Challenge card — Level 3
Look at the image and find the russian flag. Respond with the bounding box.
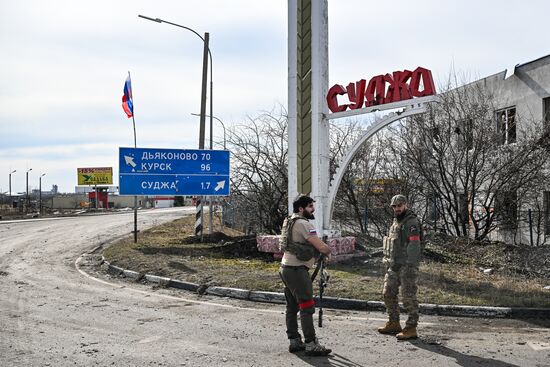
[122,74,133,118]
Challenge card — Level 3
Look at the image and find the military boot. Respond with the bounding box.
[305,338,332,356]
[377,321,402,335]
[288,337,305,353]
[396,325,417,340]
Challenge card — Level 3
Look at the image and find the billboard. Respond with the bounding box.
[77,167,113,185]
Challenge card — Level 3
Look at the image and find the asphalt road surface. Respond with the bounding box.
[1,208,549,367]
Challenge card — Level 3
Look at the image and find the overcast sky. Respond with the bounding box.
[1,0,548,194]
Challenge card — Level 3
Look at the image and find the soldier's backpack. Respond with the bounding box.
[279,215,317,261]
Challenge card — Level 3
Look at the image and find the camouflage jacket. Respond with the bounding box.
[383,209,423,267]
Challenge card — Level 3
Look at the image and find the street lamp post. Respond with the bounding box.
[191,113,226,150]
[138,14,213,150]
[39,173,46,215]
[9,169,16,202]
[26,168,32,213]
[139,14,214,237]
[191,113,225,235]
[192,113,227,232]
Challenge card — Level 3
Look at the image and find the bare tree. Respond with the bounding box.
[329,120,368,232]
[225,106,288,234]
[395,79,549,241]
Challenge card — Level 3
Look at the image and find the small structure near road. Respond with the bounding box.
[256,234,361,262]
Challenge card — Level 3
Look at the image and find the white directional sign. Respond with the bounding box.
[119,147,230,196]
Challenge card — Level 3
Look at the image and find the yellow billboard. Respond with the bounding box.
[77,167,113,185]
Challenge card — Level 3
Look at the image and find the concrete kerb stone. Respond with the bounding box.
[105,261,141,280]
[169,279,199,292]
[145,274,171,286]
[206,286,251,300]
[123,269,142,280]
[510,307,550,319]
[105,262,124,275]
[101,261,550,319]
[317,296,370,311]
[367,301,387,312]
[249,291,285,304]
[421,304,512,318]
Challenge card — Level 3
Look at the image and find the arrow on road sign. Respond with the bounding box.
[214,180,226,192]
[124,155,136,168]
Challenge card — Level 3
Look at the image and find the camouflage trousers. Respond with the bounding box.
[382,264,419,327]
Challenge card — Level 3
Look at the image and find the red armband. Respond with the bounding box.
[298,299,315,309]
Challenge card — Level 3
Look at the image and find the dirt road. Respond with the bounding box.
[1,208,549,366]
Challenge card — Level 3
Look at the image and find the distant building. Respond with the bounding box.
[153,197,175,208]
[428,55,550,245]
[75,185,119,194]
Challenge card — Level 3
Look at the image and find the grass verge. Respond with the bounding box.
[103,214,550,308]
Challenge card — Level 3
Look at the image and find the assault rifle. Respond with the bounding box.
[311,238,330,327]
[318,257,329,327]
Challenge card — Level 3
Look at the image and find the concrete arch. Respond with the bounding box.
[323,106,427,231]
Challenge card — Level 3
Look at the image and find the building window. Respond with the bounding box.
[427,193,440,224]
[455,118,474,150]
[495,190,518,229]
[544,97,550,128]
[544,191,550,236]
[496,107,516,144]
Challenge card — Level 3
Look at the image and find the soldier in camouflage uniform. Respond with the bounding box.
[378,194,422,340]
[279,195,332,356]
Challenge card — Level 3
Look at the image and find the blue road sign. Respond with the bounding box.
[119,147,230,196]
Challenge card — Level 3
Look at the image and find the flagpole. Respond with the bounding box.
[132,115,137,148]
[133,112,138,244]
[128,71,138,244]
[128,71,137,148]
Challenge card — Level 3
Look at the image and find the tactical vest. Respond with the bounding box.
[383,211,423,267]
[280,216,317,261]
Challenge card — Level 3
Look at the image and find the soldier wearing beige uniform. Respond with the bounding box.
[378,194,423,340]
[279,194,332,356]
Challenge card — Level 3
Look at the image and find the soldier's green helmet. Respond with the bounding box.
[390,194,407,206]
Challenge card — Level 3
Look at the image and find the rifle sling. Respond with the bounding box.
[310,254,324,281]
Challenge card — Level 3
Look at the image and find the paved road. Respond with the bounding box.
[1,208,549,367]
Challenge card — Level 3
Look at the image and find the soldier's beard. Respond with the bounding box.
[303,211,315,220]
[395,210,406,220]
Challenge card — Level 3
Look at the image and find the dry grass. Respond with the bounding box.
[103,213,550,308]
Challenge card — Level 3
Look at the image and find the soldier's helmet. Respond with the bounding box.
[390,194,407,206]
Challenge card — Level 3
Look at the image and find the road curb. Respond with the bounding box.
[103,261,550,319]
[169,279,199,292]
[206,286,251,300]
